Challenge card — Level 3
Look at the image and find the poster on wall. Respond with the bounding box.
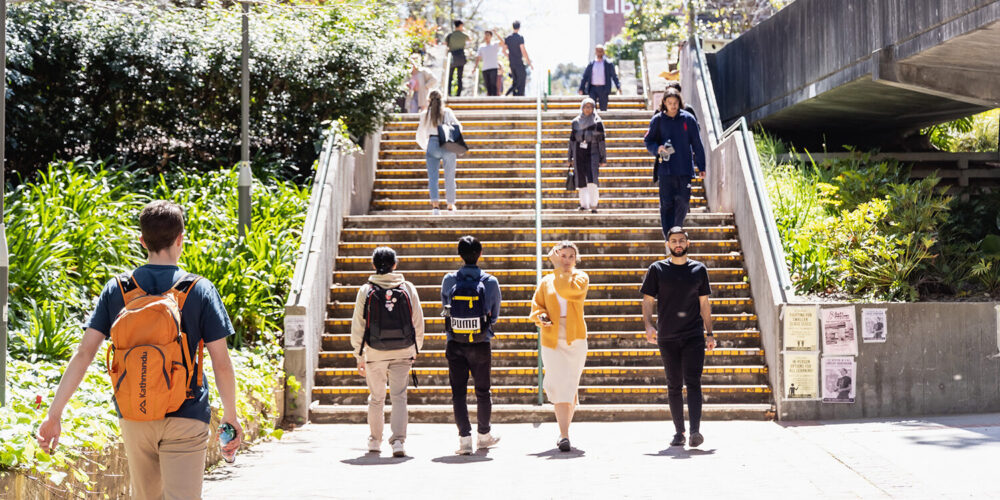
[821,306,858,356]
[783,305,819,351]
[822,356,856,403]
[783,352,820,400]
[861,308,888,343]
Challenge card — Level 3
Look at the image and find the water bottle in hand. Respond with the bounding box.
[219,422,238,464]
[659,140,675,162]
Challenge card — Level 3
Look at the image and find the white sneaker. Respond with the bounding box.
[477,432,501,449]
[367,436,380,453]
[391,440,406,457]
[432,207,441,215]
[456,435,473,455]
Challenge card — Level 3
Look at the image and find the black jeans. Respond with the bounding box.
[483,68,498,96]
[658,335,706,434]
[446,341,493,437]
[510,63,527,96]
[658,174,692,238]
[448,55,466,97]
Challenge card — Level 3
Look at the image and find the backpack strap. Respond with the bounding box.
[168,273,201,311]
[115,272,146,304]
[359,284,380,357]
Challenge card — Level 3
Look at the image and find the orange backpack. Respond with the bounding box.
[106,272,203,421]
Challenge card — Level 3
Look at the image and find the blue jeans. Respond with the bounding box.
[658,175,691,238]
[426,138,457,205]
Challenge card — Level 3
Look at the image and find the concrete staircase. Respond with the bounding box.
[311,95,773,423]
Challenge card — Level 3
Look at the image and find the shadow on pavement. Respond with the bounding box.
[431,449,494,464]
[529,448,586,460]
[645,447,717,459]
[341,452,415,466]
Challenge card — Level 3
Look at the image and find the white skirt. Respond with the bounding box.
[541,323,588,404]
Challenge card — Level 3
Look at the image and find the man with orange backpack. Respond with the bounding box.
[37,200,243,500]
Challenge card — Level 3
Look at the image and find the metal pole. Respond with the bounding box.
[238,1,252,236]
[535,79,544,405]
[687,0,696,38]
[1,0,9,407]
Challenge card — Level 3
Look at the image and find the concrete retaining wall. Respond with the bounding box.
[778,303,1000,420]
[283,131,378,424]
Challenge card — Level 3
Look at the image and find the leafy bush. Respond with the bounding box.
[5,0,410,179]
[4,159,309,359]
[922,109,999,152]
[759,133,954,300]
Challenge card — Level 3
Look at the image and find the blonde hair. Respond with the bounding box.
[551,240,581,263]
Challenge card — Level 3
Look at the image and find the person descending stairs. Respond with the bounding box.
[311,95,772,423]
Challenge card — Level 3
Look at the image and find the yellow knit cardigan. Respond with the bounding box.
[528,269,590,348]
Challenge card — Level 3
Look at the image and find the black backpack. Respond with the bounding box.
[361,284,416,354]
[444,273,492,343]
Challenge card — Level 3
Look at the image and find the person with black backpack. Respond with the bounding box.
[350,247,425,458]
[440,236,502,455]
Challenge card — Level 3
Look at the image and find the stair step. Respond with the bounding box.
[318,347,764,368]
[377,156,652,167]
[327,298,754,318]
[379,137,647,150]
[337,239,737,255]
[314,365,769,386]
[376,167,656,178]
[373,176,671,189]
[384,118,652,131]
[371,197,706,211]
[341,226,735,242]
[312,384,772,405]
[308,403,774,423]
[343,211,730,228]
[322,330,762,351]
[332,267,747,286]
[330,282,751,302]
[371,186,694,200]
[333,252,740,271]
[381,128,652,139]
[379,147,650,159]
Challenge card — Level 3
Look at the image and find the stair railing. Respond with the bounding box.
[534,74,545,405]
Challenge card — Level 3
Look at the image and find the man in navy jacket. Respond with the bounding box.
[578,45,621,111]
[644,88,706,239]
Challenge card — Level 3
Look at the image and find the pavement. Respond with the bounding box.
[203,413,1000,499]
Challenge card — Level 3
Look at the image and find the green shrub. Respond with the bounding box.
[5,0,409,179]
[923,109,999,152]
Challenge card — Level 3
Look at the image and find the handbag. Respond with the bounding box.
[565,166,576,191]
[437,123,469,156]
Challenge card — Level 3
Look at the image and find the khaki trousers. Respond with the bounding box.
[365,357,413,444]
[119,417,210,500]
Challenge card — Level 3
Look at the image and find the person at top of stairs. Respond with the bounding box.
[415,89,462,214]
[578,44,621,111]
[350,247,425,457]
[644,88,706,239]
[441,236,502,455]
[445,20,470,97]
[568,97,607,214]
[641,227,716,449]
[529,242,590,453]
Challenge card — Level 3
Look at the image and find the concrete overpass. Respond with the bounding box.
[708,0,1000,148]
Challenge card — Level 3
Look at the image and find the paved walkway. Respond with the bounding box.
[203,413,1000,499]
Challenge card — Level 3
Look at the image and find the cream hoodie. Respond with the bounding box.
[415,107,461,151]
[351,272,425,362]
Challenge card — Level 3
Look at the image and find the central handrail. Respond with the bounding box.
[534,78,545,405]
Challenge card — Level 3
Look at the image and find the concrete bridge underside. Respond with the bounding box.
[709,0,1000,148]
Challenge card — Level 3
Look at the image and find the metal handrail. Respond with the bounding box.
[534,79,545,405]
[289,130,336,303]
[691,36,792,302]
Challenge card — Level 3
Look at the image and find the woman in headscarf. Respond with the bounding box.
[567,97,607,213]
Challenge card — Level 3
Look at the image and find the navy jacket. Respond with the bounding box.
[440,265,502,342]
[643,110,706,177]
[579,59,621,93]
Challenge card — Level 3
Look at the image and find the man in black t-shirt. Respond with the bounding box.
[503,20,532,96]
[640,226,715,448]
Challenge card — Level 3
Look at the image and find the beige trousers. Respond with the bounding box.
[365,357,413,444]
[119,417,210,500]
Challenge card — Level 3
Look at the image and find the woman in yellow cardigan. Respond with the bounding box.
[529,241,589,452]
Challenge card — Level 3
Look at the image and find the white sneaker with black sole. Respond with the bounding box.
[391,440,406,457]
[456,435,473,455]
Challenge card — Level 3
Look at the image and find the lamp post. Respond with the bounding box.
[238,1,252,236]
[2,0,9,407]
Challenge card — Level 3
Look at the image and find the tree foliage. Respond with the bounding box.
[5,0,410,179]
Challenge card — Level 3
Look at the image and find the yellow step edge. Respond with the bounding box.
[344,227,732,235]
[337,240,736,250]
[313,386,771,394]
[317,366,767,376]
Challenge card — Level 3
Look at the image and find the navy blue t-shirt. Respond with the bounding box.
[505,33,525,65]
[640,259,712,341]
[86,264,235,423]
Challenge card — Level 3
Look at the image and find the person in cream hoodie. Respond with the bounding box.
[351,247,425,457]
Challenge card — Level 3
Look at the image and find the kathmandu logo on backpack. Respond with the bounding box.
[106,272,205,422]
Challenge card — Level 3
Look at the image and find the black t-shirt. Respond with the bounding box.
[505,33,525,65]
[640,259,712,341]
